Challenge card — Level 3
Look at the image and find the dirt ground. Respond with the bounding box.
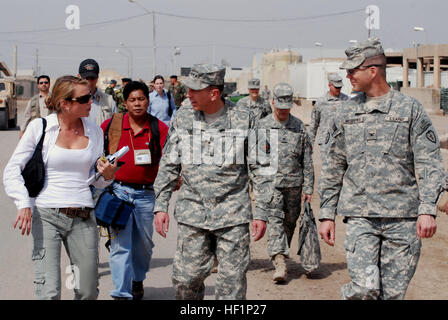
[244,105,448,300]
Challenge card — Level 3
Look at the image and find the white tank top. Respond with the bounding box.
[36,140,96,208]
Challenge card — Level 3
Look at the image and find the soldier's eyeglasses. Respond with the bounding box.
[39,81,49,85]
[67,93,91,104]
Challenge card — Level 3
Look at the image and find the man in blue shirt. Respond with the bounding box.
[148,75,176,126]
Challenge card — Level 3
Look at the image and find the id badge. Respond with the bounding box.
[134,149,152,165]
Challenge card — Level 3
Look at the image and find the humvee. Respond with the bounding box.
[0,77,17,129]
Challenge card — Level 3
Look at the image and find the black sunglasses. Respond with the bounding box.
[67,93,91,104]
[39,81,49,85]
[347,64,385,75]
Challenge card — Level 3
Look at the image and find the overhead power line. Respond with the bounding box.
[0,8,364,35]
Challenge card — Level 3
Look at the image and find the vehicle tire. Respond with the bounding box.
[0,108,8,130]
[8,109,17,129]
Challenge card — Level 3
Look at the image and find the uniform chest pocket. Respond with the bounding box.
[384,117,410,159]
[343,119,365,162]
[279,131,303,159]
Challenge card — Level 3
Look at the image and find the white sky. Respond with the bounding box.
[0,0,446,80]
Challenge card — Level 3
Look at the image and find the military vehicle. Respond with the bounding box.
[0,62,17,130]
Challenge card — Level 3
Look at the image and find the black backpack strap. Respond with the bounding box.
[103,114,114,156]
[148,114,161,166]
[167,91,173,118]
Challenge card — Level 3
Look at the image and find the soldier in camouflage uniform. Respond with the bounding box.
[105,79,117,96]
[153,64,274,300]
[237,78,272,121]
[114,78,132,113]
[261,85,271,101]
[257,83,314,282]
[169,75,188,109]
[318,38,446,300]
[309,73,349,162]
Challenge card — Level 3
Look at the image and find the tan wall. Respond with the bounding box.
[400,87,441,115]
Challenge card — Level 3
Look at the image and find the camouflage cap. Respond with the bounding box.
[273,83,294,109]
[327,73,343,88]
[183,64,226,90]
[248,78,261,89]
[340,38,385,70]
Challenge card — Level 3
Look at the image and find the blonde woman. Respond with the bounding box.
[3,75,117,300]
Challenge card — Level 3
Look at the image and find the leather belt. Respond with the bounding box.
[116,181,154,190]
[55,207,92,219]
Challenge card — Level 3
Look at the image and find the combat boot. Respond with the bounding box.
[272,254,287,283]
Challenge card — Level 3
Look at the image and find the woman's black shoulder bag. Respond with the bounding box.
[21,118,47,198]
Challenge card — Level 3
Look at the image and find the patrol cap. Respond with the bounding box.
[110,79,117,84]
[121,78,132,83]
[273,83,294,109]
[183,64,226,90]
[247,78,261,89]
[79,59,99,79]
[327,73,343,88]
[340,38,385,70]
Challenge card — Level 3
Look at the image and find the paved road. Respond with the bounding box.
[0,100,216,300]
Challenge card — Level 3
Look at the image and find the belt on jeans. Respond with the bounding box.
[55,207,92,219]
[115,181,154,190]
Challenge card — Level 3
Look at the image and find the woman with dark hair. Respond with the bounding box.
[3,75,117,300]
[148,75,177,126]
[100,81,169,300]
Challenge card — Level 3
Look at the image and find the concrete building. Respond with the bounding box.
[383,45,448,115]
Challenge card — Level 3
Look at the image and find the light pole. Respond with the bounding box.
[115,49,130,77]
[120,42,134,78]
[413,26,428,44]
[413,26,427,87]
[128,0,156,79]
[173,47,181,75]
[315,42,326,93]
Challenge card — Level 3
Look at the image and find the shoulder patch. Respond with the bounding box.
[426,130,436,143]
[417,119,432,135]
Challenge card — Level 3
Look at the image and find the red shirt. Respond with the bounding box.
[101,113,169,184]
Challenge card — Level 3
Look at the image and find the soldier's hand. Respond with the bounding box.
[319,219,335,246]
[173,176,183,191]
[302,194,312,203]
[251,219,266,241]
[417,214,437,239]
[155,211,170,238]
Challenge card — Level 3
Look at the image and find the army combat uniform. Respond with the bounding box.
[169,81,188,109]
[154,64,274,300]
[237,95,272,122]
[237,78,272,122]
[258,113,314,258]
[256,83,314,282]
[309,91,349,160]
[318,39,445,300]
[114,88,127,113]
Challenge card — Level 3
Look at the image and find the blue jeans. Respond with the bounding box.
[109,182,155,299]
